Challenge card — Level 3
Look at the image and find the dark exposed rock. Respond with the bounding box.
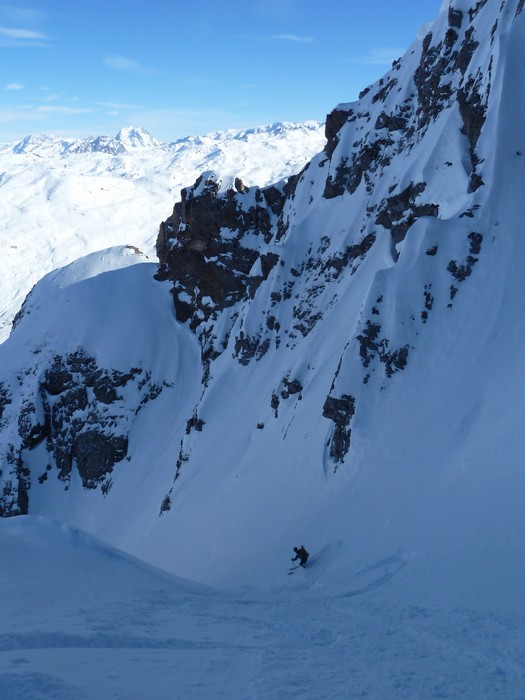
[323,158,351,199]
[447,256,477,281]
[517,0,524,16]
[233,330,271,365]
[448,7,463,28]
[457,76,486,157]
[186,413,205,434]
[0,444,29,516]
[73,430,128,489]
[384,346,409,377]
[43,358,73,395]
[423,285,434,314]
[468,172,485,193]
[324,139,393,199]
[357,320,410,378]
[0,347,169,513]
[414,33,454,126]
[325,108,352,158]
[445,28,459,49]
[16,456,30,515]
[160,494,171,514]
[375,182,439,245]
[426,245,438,256]
[156,173,283,361]
[66,350,98,381]
[281,378,303,399]
[469,0,488,21]
[263,185,285,215]
[468,231,483,255]
[0,382,12,423]
[375,112,408,132]
[372,76,398,104]
[357,321,382,368]
[447,232,483,281]
[234,177,249,193]
[455,28,479,75]
[93,375,119,404]
[18,402,49,449]
[323,394,355,464]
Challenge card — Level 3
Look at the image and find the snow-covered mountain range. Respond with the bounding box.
[0,121,324,342]
[2,0,525,696]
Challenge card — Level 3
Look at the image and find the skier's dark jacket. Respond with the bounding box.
[293,546,309,565]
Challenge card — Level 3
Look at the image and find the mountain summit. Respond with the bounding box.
[1,0,524,606]
[114,126,161,150]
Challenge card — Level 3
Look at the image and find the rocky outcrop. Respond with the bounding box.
[0,348,172,514]
[323,395,355,465]
[374,182,439,245]
[156,173,281,362]
[324,108,352,158]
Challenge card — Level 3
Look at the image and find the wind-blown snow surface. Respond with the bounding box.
[2,0,525,697]
[0,122,324,342]
[2,516,525,699]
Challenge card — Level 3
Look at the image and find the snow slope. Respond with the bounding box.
[0,121,324,342]
[2,516,525,700]
[2,1,525,696]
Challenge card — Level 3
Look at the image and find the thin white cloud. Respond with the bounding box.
[0,6,44,24]
[94,101,141,111]
[42,93,62,102]
[37,105,93,115]
[268,33,313,43]
[245,33,313,44]
[104,54,153,74]
[344,47,404,66]
[0,27,47,39]
[0,26,50,46]
[5,82,24,90]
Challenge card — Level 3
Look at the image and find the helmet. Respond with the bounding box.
[293,547,298,552]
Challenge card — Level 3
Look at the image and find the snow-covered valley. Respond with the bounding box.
[2,0,525,697]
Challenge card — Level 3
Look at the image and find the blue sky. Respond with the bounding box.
[1,1,441,142]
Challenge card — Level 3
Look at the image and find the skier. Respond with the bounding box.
[291,545,309,567]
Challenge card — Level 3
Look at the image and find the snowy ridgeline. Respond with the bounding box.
[1,0,525,697]
[0,121,325,343]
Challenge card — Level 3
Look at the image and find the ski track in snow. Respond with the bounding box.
[1,518,525,700]
[3,3,525,698]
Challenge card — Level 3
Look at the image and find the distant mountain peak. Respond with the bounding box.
[114,126,161,149]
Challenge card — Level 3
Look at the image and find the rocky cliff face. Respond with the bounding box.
[0,0,524,582]
[155,172,285,367]
[0,247,191,517]
[156,0,504,369]
[153,0,514,475]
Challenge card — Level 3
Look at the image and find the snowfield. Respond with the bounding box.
[2,0,525,697]
[2,516,525,700]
